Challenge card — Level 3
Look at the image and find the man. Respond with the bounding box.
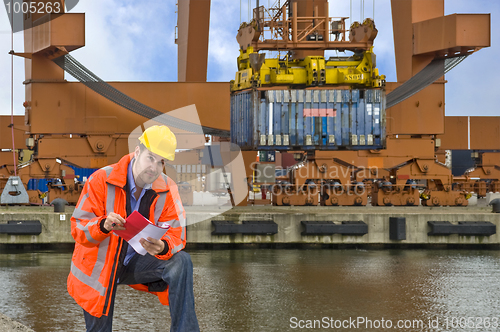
[67,125,200,332]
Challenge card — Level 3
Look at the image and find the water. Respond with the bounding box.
[1,249,500,331]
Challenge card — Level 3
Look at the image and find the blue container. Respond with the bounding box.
[231,88,386,151]
[26,166,98,192]
[67,165,98,182]
[27,179,49,191]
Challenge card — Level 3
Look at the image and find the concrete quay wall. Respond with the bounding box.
[0,206,499,246]
[186,208,500,246]
[0,210,74,245]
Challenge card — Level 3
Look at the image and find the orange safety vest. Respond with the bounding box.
[67,153,186,317]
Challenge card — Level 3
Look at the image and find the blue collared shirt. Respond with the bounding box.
[124,157,152,265]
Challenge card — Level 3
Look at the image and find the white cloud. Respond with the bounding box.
[69,0,176,82]
[207,0,242,81]
[0,25,26,116]
[0,0,179,117]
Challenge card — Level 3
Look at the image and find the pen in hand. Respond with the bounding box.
[106,212,126,231]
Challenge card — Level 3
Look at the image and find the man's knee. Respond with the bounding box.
[174,251,193,266]
[162,251,193,281]
[172,251,193,273]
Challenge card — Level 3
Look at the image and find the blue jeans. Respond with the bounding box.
[83,251,199,332]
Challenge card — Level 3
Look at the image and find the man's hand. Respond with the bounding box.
[104,212,126,232]
[140,237,165,256]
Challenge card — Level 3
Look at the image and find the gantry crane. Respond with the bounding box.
[229,0,490,207]
[0,0,494,209]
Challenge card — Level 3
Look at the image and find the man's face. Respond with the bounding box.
[133,146,165,187]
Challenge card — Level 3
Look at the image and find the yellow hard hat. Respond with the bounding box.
[139,125,177,161]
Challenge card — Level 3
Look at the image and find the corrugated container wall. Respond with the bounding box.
[27,166,98,192]
[231,89,386,151]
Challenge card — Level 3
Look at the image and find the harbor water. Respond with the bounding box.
[1,249,500,331]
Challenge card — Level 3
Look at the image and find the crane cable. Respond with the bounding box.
[361,0,363,21]
[10,3,17,176]
[386,54,469,109]
[350,0,352,28]
[53,54,230,137]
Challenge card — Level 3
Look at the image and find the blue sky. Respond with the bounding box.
[0,0,498,117]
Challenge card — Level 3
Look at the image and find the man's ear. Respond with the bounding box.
[134,146,141,159]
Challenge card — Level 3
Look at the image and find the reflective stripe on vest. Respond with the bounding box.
[71,173,117,299]
[171,199,186,253]
[70,237,110,296]
[171,242,183,255]
[73,193,100,244]
[102,166,113,178]
[154,192,167,224]
[106,184,116,215]
[155,175,185,250]
[176,199,186,242]
[157,198,185,229]
[73,194,96,220]
[175,198,185,225]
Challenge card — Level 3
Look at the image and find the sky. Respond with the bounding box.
[0,0,498,118]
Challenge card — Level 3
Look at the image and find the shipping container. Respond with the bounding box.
[27,165,98,192]
[231,88,386,151]
[27,178,49,191]
[451,150,475,176]
[67,165,99,182]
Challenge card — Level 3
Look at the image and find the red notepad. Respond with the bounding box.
[113,211,170,255]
